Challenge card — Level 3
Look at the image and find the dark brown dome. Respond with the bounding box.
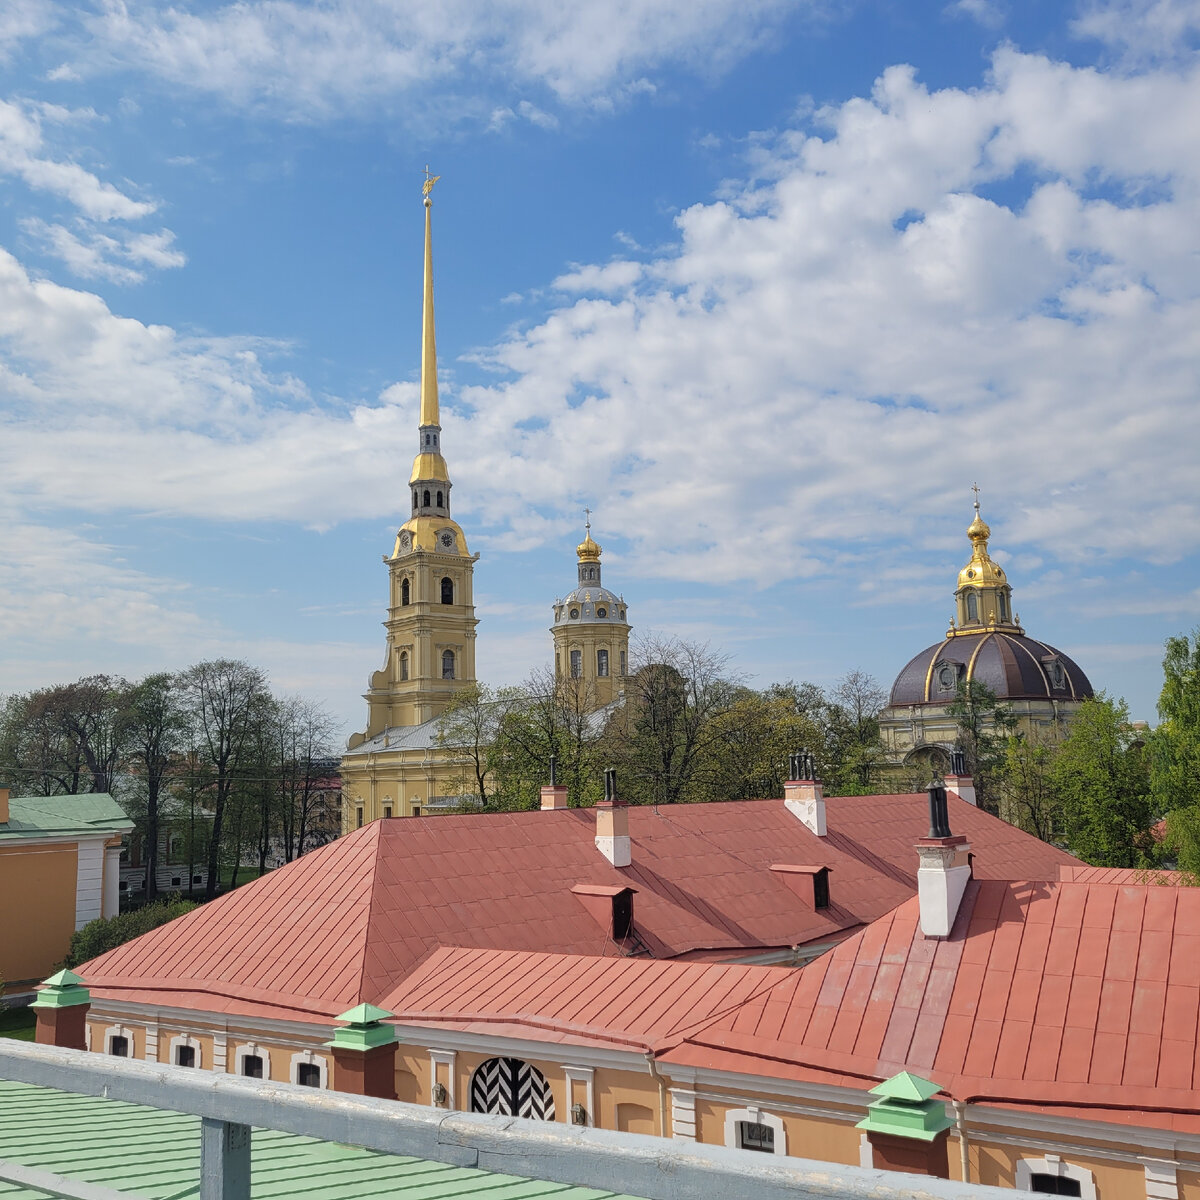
[889,631,1094,706]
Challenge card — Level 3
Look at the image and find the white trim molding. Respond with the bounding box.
[102,1024,134,1058]
[233,1042,272,1080]
[289,1049,328,1089]
[430,1049,457,1110]
[1015,1154,1096,1200]
[1141,1158,1179,1200]
[670,1088,697,1142]
[563,1065,596,1128]
[167,1034,202,1069]
[723,1106,787,1157]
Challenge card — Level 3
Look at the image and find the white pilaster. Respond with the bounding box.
[102,846,122,919]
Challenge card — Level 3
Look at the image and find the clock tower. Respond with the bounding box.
[342,176,480,822]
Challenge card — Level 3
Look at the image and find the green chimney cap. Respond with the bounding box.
[30,969,90,1010]
[42,969,86,988]
[869,1071,943,1104]
[336,1003,394,1027]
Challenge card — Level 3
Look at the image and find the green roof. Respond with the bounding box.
[0,794,133,841]
[0,1080,648,1200]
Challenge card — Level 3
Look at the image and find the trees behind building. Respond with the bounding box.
[0,662,341,901]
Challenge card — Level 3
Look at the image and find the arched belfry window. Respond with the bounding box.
[470,1058,554,1121]
[399,651,409,681]
[425,433,431,446]
[442,650,455,679]
[570,649,582,678]
[423,489,431,507]
[597,649,609,677]
[966,592,978,621]
[401,578,410,606]
[436,490,443,508]
[441,576,454,605]
[999,592,1010,622]
[412,491,418,512]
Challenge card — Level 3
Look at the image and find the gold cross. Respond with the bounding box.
[584,506,592,534]
[971,481,981,509]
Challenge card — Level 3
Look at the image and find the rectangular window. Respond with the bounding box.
[297,1063,321,1088]
[597,649,609,677]
[411,806,422,817]
[356,808,364,829]
[241,1055,264,1079]
[619,651,627,675]
[175,1045,196,1068]
[738,1121,775,1153]
[108,1036,129,1057]
[570,649,582,678]
[1031,1176,1082,1196]
[383,805,392,819]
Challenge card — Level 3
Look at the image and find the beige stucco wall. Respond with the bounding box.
[0,841,79,987]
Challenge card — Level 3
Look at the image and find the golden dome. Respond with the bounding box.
[577,531,602,562]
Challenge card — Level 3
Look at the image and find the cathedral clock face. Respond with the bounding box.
[399,532,412,552]
[439,531,455,550]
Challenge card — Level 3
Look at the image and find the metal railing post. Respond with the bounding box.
[200,1118,251,1200]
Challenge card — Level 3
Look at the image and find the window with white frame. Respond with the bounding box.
[104,1024,134,1058]
[234,1043,271,1080]
[722,1106,786,1156]
[289,1051,328,1089]
[169,1035,201,1069]
[1016,1156,1096,1200]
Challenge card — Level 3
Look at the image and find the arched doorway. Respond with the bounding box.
[469,1057,555,1121]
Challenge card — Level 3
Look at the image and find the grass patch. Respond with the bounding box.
[0,1006,36,1041]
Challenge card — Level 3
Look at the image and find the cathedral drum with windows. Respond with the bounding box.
[551,522,630,709]
[879,498,1093,777]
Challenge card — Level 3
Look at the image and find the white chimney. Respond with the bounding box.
[783,751,826,836]
[916,783,972,937]
[595,768,631,867]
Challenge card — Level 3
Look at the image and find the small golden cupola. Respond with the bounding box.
[951,489,1021,635]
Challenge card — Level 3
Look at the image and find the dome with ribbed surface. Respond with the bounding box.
[889,630,1093,706]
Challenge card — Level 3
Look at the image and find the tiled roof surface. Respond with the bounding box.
[0,1079,647,1199]
[81,795,1075,1021]
[0,793,133,841]
[663,878,1200,1130]
[380,945,793,1049]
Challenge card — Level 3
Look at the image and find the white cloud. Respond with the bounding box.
[0,97,155,220]
[0,0,58,62]
[1073,0,1200,61]
[21,219,186,283]
[0,46,1198,617]
[66,0,801,121]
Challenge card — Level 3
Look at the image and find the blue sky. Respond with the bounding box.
[1,0,1198,736]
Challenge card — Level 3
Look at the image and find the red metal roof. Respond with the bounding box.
[380,945,794,1049]
[81,794,1075,1022]
[662,877,1200,1131]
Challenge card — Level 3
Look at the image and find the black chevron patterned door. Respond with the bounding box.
[469,1057,555,1121]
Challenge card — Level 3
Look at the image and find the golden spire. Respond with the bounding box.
[576,507,602,561]
[420,165,440,428]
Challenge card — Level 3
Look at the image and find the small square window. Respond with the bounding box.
[738,1121,775,1153]
[1031,1176,1082,1196]
[175,1045,196,1068]
[170,876,181,887]
[241,1055,264,1079]
[297,1063,321,1088]
[108,1036,129,1057]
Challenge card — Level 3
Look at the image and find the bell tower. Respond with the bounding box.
[358,172,479,735]
[551,514,630,710]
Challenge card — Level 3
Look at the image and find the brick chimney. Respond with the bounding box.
[783,751,826,836]
[857,1071,952,1178]
[944,748,977,807]
[541,753,569,810]
[32,969,91,1050]
[915,783,972,937]
[0,786,9,824]
[595,767,630,867]
[327,1004,399,1100]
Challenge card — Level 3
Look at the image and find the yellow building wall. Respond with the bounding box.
[87,1018,146,1061]
[0,842,78,987]
[341,749,479,828]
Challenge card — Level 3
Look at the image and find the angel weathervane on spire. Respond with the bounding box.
[423,165,441,199]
